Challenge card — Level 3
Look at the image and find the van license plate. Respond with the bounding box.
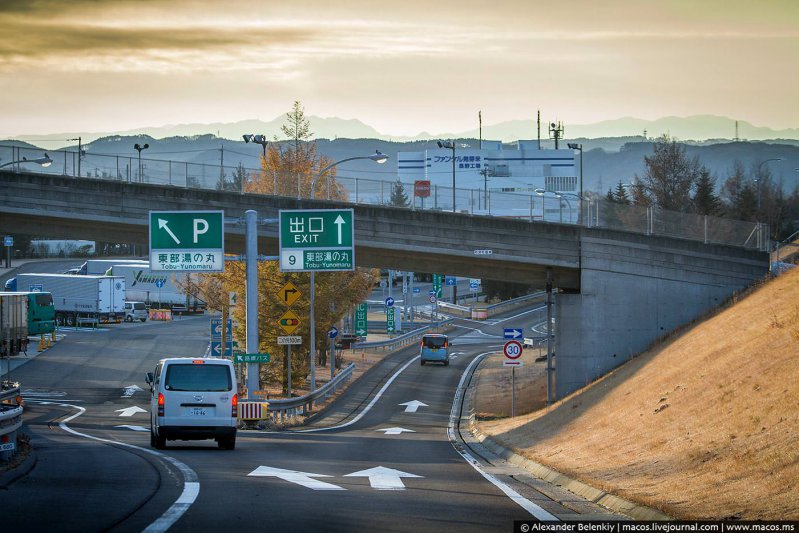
[189,408,208,416]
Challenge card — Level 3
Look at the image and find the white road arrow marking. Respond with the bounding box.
[344,466,422,490]
[376,427,416,435]
[115,425,148,432]
[399,400,428,413]
[122,385,144,398]
[115,406,148,417]
[334,214,345,244]
[247,466,345,491]
[158,218,181,244]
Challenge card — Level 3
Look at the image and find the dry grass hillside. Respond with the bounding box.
[478,268,799,520]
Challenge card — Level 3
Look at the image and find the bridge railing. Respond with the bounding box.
[0,143,768,251]
[0,383,23,462]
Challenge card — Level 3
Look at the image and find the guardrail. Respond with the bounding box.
[264,362,356,425]
[0,383,23,462]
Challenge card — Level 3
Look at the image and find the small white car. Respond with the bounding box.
[124,301,148,322]
[145,358,238,450]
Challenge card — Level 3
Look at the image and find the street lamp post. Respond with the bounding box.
[437,140,456,212]
[307,150,388,391]
[755,158,784,212]
[0,153,53,171]
[134,143,149,183]
[567,143,583,222]
[243,134,268,193]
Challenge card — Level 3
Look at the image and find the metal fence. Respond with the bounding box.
[0,143,769,251]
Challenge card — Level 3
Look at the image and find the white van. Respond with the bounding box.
[145,358,238,450]
[124,301,148,322]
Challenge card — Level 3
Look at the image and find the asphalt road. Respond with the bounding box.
[2,306,622,531]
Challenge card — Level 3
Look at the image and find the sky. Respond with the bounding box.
[0,0,797,138]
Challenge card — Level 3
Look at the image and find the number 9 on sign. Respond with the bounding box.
[280,251,304,271]
[503,340,522,360]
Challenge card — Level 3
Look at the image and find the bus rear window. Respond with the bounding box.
[164,364,232,392]
[34,293,53,306]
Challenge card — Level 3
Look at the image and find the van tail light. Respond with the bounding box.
[231,393,238,417]
[157,392,165,417]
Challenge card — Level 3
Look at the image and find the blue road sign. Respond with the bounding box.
[210,341,233,357]
[385,297,395,307]
[428,289,436,296]
[210,318,233,340]
[328,326,338,339]
[155,278,165,288]
[3,236,12,247]
[445,276,457,286]
[504,328,523,339]
[413,287,421,294]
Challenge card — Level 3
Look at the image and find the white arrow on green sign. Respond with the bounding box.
[149,210,224,272]
[278,209,354,272]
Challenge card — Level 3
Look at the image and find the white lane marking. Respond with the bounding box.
[122,385,144,398]
[344,466,422,490]
[398,400,428,413]
[293,354,421,433]
[248,466,345,490]
[115,425,149,432]
[376,427,416,435]
[447,353,559,521]
[116,406,148,417]
[56,403,200,532]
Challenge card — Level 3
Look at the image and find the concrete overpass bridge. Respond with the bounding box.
[0,171,768,397]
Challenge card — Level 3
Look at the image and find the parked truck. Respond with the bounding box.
[13,274,125,326]
[0,291,55,335]
[0,292,28,357]
[105,264,206,312]
[78,259,149,276]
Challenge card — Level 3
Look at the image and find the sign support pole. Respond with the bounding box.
[287,345,292,397]
[546,268,553,406]
[330,336,335,381]
[245,210,259,400]
[512,366,516,418]
[310,271,316,391]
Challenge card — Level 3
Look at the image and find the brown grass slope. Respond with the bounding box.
[480,268,799,520]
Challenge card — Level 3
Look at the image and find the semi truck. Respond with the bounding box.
[0,291,55,335]
[13,274,125,326]
[105,264,206,312]
[0,292,28,357]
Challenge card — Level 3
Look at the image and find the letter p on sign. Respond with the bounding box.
[193,219,209,243]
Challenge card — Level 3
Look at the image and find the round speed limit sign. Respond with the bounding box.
[503,340,523,360]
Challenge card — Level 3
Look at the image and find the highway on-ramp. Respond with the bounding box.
[2,310,622,531]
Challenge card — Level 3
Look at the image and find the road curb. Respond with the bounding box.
[462,367,671,521]
[0,440,37,488]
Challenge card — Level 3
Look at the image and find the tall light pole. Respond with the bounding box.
[134,143,149,183]
[243,134,268,193]
[437,140,456,212]
[567,143,583,198]
[307,150,388,391]
[755,157,784,212]
[68,137,83,177]
[0,153,53,170]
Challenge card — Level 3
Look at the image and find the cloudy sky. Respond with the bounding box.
[0,0,796,137]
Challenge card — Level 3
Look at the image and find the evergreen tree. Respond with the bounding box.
[389,180,409,207]
[640,135,701,211]
[692,168,723,216]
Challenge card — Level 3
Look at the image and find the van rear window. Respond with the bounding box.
[164,364,232,392]
[133,302,146,310]
[423,336,447,349]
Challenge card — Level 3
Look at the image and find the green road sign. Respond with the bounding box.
[387,307,395,333]
[279,209,354,272]
[149,210,224,272]
[432,274,443,298]
[355,302,367,336]
[234,353,271,364]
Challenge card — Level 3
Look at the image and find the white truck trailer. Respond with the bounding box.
[15,273,125,326]
[106,264,206,312]
[79,259,149,276]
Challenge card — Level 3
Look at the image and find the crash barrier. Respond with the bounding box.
[0,384,23,462]
[265,362,355,425]
[239,402,269,421]
[148,309,173,321]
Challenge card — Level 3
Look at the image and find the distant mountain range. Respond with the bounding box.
[8,114,799,148]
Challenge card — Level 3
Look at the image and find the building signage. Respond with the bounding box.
[149,210,224,272]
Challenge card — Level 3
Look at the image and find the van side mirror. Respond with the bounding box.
[145,372,153,388]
